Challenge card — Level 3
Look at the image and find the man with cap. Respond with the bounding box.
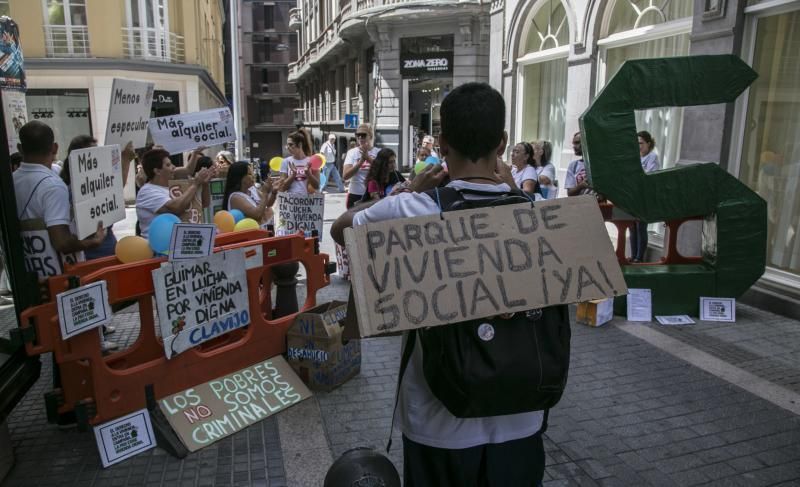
[320,133,345,193]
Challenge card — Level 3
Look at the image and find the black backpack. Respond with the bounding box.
[398,186,571,418]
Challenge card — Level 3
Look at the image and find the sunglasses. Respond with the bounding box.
[355,133,368,138]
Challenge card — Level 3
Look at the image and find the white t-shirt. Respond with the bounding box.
[136,182,170,238]
[511,165,538,190]
[280,156,311,194]
[641,151,660,173]
[353,180,544,450]
[344,146,380,196]
[536,163,557,199]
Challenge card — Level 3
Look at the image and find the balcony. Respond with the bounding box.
[121,28,185,63]
[44,25,90,58]
[288,8,302,31]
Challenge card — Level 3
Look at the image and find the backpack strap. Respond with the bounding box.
[386,329,416,453]
[18,175,54,220]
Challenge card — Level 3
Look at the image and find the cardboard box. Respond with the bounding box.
[287,301,360,391]
[576,298,614,327]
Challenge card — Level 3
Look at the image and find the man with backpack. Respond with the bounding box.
[332,83,566,485]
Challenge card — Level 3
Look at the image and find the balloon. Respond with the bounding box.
[414,161,427,174]
[318,153,327,167]
[319,171,328,191]
[234,218,260,232]
[148,213,181,254]
[425,156,440,165]
[269,156,283,172]
[230,209,245,223]
[115,236,153,263]
[309,154,325,171]
[214,210,236,233]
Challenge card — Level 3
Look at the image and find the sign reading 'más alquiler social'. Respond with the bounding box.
[68,144,126,240]
[344,195,627,337]
[148,107,236,155]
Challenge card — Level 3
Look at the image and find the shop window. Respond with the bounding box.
[26,89,92,162]
[737,9,800,273]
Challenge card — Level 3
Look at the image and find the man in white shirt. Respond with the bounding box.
[320,133,345,193]
[135,148,213,238]
[332,83,546,485]
[565,132,592,196]
[422,134,439,159]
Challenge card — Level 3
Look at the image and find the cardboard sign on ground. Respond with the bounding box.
[93,409,156,467]
[158,355,311,452]
[104,78,155,148]
[149,107,235,155]
[287,301,360,391]
[151,249,250,359]
[169,179,205,224]
[344,195,627,337]
[68,144,126,239]
[275,192,324,240]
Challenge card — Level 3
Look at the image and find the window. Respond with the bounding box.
[263,4,274,29]
[42,0,89,57]
[125,0,174,62]
[0,1,10,17]
[26,89,92,161]
[736,8,800,274]
[258,100,273,122]
[516,0,569,175]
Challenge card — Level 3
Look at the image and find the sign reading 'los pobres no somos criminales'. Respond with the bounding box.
[344,195,628,337]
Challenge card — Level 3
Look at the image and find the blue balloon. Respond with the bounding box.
[148,213,181,254]
[230,209,245,223]
[425,156,440,165]
[319,171,328,191]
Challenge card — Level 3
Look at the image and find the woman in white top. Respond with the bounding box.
[342,123,380,208]
[532,140,557,199]
[223,161,276,224]
[509,142,539,194]
[278,128,319,194]
[630,130,660,262]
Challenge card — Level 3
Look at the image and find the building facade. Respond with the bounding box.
[236,0,300,162]
[6,0,227,193]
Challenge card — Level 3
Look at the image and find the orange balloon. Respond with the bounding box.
[115,236,154,263]
[214,210,236,233]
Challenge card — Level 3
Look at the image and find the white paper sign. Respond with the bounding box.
[68,145,126,239]
[151,249,250,359]
[168,223,217,261]
[94,409,156,468]
[148,107,235,155]
[700,297,736,322]
[2,89,26,154]
[655,315,695,326]
[626,288,652,322]
[275,192,325,241]
[104,78,155,148]
[56,281,111,339]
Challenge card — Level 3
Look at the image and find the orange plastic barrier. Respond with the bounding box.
[20,231,330,425]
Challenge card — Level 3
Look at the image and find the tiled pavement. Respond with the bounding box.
[3,195,800,485]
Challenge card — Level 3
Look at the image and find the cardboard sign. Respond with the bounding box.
[149,107,235,155]
[576,298,613,327]
[94,409,156,467]
[169,179,205,224]
[158,356,311,452]
[151,249,250,359]
[344,195,627,337]
[104,78,155,148]
[275,192,324,240]
[700,297,736,322]
[68,145,126,239]
[169,223,217,261]
[627,288,652,322]
[56,281,111,339]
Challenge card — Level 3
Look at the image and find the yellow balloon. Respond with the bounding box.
[214,210,236,233]
[269,156,283,172]
[234,218,260,232]
[115,236,154,263]
[317,153,327,168]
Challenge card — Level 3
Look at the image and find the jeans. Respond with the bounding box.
[322,163,345,192]
[630,221,648,261]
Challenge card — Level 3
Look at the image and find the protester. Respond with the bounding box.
[533,140,557,199]
[342,123,380,208]
[216,150,234,170]
[320,133,345,192]
[408,145,431,180]
[223,161,276,224]
[565,132,592,196]
[422,134,439,158]
[332,83,547,486]
[630,130,660,262]
[278,128,319,194]
[509,142,539,194]
[362,148,396,202]
[135,148,213,238]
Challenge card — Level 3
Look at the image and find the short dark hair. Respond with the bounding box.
[637,130,655,152]
[440,83,505,163]
[62,134,98,186]
[18,121,55,158]
[9,152,22,171]
[141,148,171,180]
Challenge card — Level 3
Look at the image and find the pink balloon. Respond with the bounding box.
[309,154,324,170]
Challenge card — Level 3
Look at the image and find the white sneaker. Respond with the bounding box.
[101,340,119,352]
[103,325,116,335]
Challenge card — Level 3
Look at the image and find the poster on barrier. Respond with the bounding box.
[148,107,235,155]
[104,78,155,148]
[275,192,324,241]
[68,144,126,239]
[56,281,111,339]
[151,248,250,359]
[94,409,156,467]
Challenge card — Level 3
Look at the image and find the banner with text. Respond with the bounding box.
[344,195,627,337]
[158,356,311,452]
[68,144,126,239]
[149,107,235,155]
[104,78,155,148]
[275,192,324,241]
[152,249,250,359]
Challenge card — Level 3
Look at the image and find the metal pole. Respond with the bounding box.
[230,0,243,160]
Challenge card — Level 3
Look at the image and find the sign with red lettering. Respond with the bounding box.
[158,356,311,451]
